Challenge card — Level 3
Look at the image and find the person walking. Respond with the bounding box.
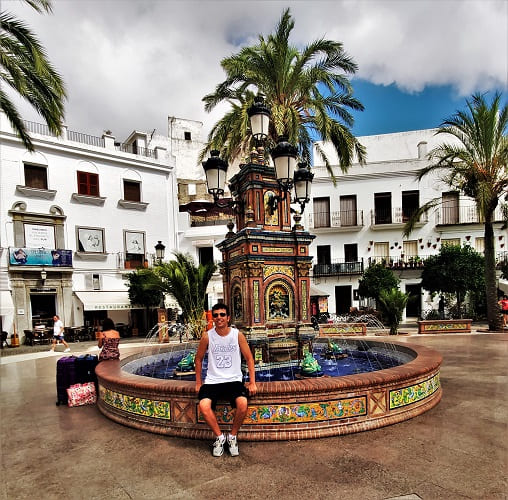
[97,317,120,361]
[50,315,70,352]
[195,303,257,457]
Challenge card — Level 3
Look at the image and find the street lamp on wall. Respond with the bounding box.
[154,241,166,263]
[40,269,47,284]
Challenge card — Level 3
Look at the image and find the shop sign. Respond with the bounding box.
[9,247,72,267]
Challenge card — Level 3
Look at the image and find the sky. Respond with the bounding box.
[4,0,507,143]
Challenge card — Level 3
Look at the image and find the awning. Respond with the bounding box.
[310,285,330,297]
[74,291,143,311]
[499,279,508,294]
[0,291,15,315]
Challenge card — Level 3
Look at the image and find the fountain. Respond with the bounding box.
[96,118,442,440]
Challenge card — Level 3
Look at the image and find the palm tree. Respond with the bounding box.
[1,0,66,151]
[378,288,409,335]
[404,92,508,330]
[155,252,217,339]
[202,8,366,180]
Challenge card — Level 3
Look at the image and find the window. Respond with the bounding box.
[442,192,459,224]
[188,183,197,196]
[374,193,392,224]
[344,244,358,262]
[402,190,419,221]
[24,164,48,189]
[475,237,485,253]
[184,131,192,141]
[403,240,418,259]
[77,171,99,196]
[317,245,331,265]
[124,230,145,269]
[92,274,101,290]
[313,197,330,228]
[198,247,214,266]
[374,242,389,262]
[340,195,357,226]
[123,180,141,202]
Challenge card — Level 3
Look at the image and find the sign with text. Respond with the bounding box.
[24,224,55,248]
[9,247,72,267]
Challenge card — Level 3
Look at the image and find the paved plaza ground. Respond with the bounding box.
[1,326,507,500]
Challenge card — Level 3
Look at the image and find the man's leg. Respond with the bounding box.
[50,337,56,351]
[198,399,222,437]
[230,396,248,436]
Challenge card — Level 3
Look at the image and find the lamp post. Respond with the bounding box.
[203,96,313,217]
[154,241,166,264]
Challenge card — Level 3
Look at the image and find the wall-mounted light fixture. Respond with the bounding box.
[154,241,166,264]
[40,269,47,284]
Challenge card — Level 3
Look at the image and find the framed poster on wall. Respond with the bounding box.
[124,230,145,254]
[24,223,55,248]
[77,227,105,253]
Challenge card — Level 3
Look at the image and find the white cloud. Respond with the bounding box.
[3,0,506,140]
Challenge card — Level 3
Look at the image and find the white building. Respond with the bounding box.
[309,129,506,318]
[0,112,176,342]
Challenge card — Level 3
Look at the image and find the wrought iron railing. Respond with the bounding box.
[116,143,155,158]
[370,207,428,225]
[437,204,505,225]
[313,259,364,277]
[23,120,57,137]
[307,210,364,229]
[67,130,105,147]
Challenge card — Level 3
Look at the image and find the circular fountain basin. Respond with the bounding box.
[96,339,442,441]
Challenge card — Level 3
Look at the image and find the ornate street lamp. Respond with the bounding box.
[154,241,166,263]
[270,135,299,192]
[247,95,271,141]
[293,162,314,213]
[202,150,228,201]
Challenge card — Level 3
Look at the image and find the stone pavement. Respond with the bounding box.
[1,329,507,499]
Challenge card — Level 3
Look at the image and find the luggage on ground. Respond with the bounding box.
[75,354,98,389]
[56,356,77,406]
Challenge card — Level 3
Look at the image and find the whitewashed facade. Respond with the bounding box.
[309,129,506,317]
[0,112,176,341]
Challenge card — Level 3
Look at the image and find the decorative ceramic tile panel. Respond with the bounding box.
[389,373,440,409]
[198,397,367,425]
[253,280,260,322]
[100,386,171,419]
[424,323,468,331]
[301,281,308,320]
[263,265,294,280]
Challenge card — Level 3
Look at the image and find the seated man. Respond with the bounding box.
[195,303,257,457]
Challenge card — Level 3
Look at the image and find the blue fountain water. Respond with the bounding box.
[126,340,411,382]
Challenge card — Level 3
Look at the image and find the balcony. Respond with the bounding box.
[436,204,505,226]
[370,208,428,230]
[313,259,364,277]
[307,210,364,231]
[368,254,427,270]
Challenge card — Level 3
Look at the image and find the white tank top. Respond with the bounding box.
[204,327,243,384]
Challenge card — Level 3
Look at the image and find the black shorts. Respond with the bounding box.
[198,381,248,410]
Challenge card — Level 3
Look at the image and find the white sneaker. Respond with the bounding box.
[64,348,70,352]
[212,435,225,457]
[227,434,239,457]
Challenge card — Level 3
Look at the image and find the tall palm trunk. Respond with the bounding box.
[484,208,501,330]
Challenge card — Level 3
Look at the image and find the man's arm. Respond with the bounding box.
[238,332,257,395]
[194,332,209,393]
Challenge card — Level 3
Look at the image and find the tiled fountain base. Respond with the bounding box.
[96,340,442,441]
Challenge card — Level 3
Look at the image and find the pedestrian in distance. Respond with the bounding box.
[195,303,257,457]
[50,315,70,352]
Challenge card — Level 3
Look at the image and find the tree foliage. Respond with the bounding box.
[201,8,366,181]
[421,245,485,318]
[155,252,216,339]
[404,92,507,329]
[1,0,66,151]
[378,288,409,335]
[358,264,400,303]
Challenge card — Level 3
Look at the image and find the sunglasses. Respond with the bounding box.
[212,312,227,318]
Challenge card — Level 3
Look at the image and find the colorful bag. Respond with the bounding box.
[66,382,97,407]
